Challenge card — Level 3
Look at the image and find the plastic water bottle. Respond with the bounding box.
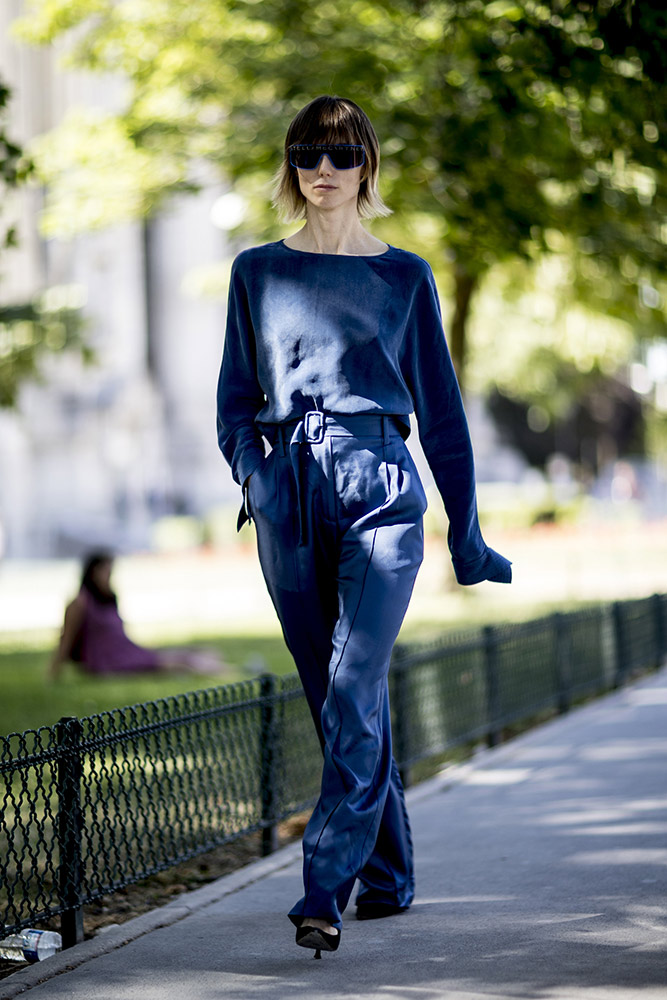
[0,929,62,962]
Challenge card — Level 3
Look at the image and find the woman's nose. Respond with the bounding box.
[317,155,335,174]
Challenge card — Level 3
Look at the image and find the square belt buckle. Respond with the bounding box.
[304,410,325,443]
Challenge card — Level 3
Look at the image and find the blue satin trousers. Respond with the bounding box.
[245,412,427,930]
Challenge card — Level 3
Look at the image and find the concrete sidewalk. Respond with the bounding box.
[4,667,667,1000]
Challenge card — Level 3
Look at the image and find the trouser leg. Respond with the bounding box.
[250,454,338,743]
[263,537,415,912]
[267,567,415,913]
[355,759,414,908]
[248,427,425,929]
[288,507,423,928]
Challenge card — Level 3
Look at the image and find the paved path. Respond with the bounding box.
[4,667,667,1000]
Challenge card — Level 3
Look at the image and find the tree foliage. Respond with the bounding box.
[0,79,28,256]
[13,0,667,390]
[0,80,87,408]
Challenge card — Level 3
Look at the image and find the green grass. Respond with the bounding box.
[2,520,666,738]
[0,590,639,738]
[0,589,568,737]
[0,636,295,736]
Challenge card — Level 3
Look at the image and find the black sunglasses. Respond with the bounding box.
[288,144,366,170]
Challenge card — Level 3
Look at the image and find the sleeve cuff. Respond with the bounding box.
[451,546,512,586]
[236,449,266,489]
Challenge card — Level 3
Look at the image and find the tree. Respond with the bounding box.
[0,79,86,407]
[13,0,667,390]
[383,0,667,379]
[0,79,25,257]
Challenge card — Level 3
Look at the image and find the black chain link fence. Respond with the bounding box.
[2,594,665,949]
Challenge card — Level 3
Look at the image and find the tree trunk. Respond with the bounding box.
[449,267,477,396]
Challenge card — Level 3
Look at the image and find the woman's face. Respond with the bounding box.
[295,143,365,215]
[91,560,113,593]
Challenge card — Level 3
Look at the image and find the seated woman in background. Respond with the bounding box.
[49,551,225,680]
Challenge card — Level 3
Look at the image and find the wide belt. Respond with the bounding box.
[274,411,398,450]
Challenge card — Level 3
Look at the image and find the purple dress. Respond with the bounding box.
[72,589,161,675]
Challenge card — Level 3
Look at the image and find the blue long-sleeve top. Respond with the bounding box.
[216,240,511,585]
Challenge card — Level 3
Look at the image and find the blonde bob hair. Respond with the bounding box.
[272,95,392,222]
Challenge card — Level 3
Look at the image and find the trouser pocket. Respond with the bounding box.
[250,451,301,592]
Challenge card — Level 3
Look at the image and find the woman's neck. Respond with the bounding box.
[287,209,386,256]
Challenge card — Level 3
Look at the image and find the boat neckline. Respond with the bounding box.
[278,239,395,258]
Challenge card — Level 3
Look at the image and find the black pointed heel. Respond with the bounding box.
[295,925,340,958]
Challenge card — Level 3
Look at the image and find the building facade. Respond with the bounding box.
[0,3,237,557]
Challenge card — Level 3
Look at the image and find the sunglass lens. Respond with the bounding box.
[293,148,319,169]
[330,147,365,169]
[290,145,365,169]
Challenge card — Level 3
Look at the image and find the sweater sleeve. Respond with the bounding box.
[401,263,511,585]
[216,258,267,487]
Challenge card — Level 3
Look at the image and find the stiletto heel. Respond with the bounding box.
[295,924,340,957]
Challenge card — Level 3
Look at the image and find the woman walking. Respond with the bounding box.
[216,95,511,957]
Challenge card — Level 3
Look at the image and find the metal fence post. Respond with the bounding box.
[391,649,411,789]
[483,626,502,747]
[259,674,278,856]
[552,613,571,715]
[56,716,84,948]
[612,601,626,688]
